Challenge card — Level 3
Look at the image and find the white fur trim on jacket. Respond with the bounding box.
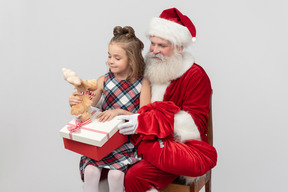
[151,83,170,102]
[146,17,193,47]
[178,52,194,78]
[180,173,207,185]
[174,110,201,142]
[146,189,159,192]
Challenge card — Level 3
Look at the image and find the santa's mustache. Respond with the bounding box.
[146,52,165,61]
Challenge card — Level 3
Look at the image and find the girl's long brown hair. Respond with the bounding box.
[110,26,145,82]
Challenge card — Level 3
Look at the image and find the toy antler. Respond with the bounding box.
[62,68,82,86]
[62,68,98,122]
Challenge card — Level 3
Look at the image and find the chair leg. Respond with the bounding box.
[190,182,197,192]
[205,173,211,192]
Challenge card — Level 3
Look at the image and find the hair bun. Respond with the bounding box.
[113,26,135,39]
[122,26,135,38]
[113,26,122,36]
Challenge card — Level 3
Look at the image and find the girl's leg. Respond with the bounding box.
[83,165,102,192]
[107,169,125,192]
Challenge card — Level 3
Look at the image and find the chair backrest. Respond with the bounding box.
[207,92,213,146]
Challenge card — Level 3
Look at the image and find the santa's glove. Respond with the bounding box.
[117,114,139,135]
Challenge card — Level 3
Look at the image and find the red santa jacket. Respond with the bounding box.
[132,62,212,143]
[130,53,217,177]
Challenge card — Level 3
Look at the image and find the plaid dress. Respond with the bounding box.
[80,72,143,181]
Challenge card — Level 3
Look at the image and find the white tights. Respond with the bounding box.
[83,165,125,192]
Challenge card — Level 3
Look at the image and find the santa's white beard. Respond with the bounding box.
[144,52,183,84]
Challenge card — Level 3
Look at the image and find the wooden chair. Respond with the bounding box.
[160,96,214,192]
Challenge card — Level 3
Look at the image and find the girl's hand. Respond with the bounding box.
[96,109,122,122]
[69,92,82,106]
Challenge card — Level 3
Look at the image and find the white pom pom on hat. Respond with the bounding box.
[146,8,196,47]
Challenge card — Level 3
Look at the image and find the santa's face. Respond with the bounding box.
[149,36,175,58]
[144,46,183,84]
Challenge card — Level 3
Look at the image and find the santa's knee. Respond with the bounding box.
[124,167,145,191]
[125,168,138,183]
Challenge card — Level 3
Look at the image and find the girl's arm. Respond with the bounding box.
[97,108,133,122]
[139,77,151,107]
[91,75,104,107]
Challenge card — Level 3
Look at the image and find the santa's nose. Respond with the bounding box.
[152,48,160,54]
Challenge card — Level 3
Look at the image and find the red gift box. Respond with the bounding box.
[60,109,128,160]
[62,131,128,160]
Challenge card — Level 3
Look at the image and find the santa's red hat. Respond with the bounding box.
[146,8,196,47]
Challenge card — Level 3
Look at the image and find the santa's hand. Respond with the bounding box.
[117,114,139,135]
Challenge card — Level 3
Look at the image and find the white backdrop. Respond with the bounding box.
[1,0,288,191]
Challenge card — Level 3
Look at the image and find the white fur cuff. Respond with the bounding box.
[174,110,201,142]
[146,189,159,192]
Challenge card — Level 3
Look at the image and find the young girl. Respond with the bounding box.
[69,26,150,192]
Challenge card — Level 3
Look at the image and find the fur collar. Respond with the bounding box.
[174,52,194,80]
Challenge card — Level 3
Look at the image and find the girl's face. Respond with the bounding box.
[108,43,131,79]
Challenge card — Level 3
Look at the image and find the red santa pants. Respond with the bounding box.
[124,159,178,192]
[137,137,217,177]
[125,138,217,192]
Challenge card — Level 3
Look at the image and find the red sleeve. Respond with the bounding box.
[163,64,212,141]
[136,101,180,138]
[182,66,212,139]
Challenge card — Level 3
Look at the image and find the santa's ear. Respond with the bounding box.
[176,46,184,54]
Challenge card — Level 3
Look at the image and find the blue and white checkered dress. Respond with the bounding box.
[79,72,143,181]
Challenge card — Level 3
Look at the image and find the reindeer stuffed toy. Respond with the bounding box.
[62,68,98,122]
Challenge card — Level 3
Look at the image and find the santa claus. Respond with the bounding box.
[117,8,218,192]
